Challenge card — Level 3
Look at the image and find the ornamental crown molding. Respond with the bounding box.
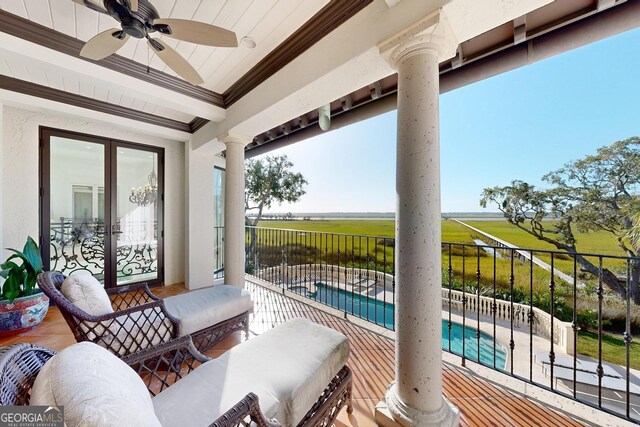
[378,8,458,69]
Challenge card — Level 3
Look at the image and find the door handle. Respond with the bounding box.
[111,224,123,235]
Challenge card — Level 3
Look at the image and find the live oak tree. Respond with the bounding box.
[245,155,307,258]
[480,137,640,303]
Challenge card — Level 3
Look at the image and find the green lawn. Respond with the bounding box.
[258,218,624,255]
[578,330,640,370]
[257,220,396,237]
[462,220,624,256]
[259,219,480,243]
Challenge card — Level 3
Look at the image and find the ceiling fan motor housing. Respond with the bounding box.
[104,0,160,39]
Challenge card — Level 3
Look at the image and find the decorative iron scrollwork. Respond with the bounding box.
[49,219,157,283]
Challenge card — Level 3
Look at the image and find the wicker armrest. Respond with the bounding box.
[83,299,176,325]
[123,335,209,366]
[209,393,281,427]
[106,282,159,310]
[73,300,180,358]
[0,344,56,406]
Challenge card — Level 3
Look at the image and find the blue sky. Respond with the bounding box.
[258,28,640,214]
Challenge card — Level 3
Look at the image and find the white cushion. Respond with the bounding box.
[31,342,162,427]
[153,318,349,427]
[61,274,113,316]
[163,285,253,336]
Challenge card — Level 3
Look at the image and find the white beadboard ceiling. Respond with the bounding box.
[0,0,329,93]
[0,46,196,123]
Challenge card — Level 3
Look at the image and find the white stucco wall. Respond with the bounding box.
[1,106,186,285]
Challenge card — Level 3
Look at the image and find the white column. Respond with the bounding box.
[185,138,217,290]
[376,10,459,427]
[220,132,252,288]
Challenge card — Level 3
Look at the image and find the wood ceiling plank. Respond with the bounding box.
[49,0,76,36]
[152,104,165,116]
[28,67,47,86]
[130,97,146,111]
[119,93,135,109]
[141,101,157,114]
[0,0,29,18]
[203,0,312,92]
[93,84,108,102]
[183,0,253,73]
[23,0,52,27]
[9,62,30,82]
[77,77,94,98]
[106,87,123,104]
[0,58,13,77]
[129,38,147,63]
[97,12,118,34]
[196,0,279,82]
[151,0,176,17]
[164,0,200,20]
[44,69,64,91]
[75,1,100,42]
[62,74,81,95]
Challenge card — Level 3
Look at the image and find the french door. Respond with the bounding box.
[40,127,164,288]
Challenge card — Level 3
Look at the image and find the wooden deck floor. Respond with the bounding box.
[0,282,585,427]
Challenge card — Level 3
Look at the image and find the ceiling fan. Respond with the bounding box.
[73,0,238,85]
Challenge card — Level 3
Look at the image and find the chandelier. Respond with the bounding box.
[129,164,158,207]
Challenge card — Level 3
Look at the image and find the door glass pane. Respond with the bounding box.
[214,168,224,276]
[116,148,158,285]
[49,137,105,282]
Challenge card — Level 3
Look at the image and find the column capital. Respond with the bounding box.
[378,8,458,69]
[218,131,253,147]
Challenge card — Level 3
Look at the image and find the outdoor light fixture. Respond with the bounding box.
[318,104,331,131]
[129,158,158,206]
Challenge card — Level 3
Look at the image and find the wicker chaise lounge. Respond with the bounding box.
[37,271,253,357]
[0,318,353,427]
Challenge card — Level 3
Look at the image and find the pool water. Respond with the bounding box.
[310,283,507,370]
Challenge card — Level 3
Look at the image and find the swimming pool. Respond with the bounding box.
[310,283,507,369]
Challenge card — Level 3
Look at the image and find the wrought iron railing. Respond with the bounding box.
[214,226,224,278]
[49,219,157,282]
[244,225,640,424]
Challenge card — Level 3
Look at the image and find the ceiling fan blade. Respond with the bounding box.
[148,38,204,85]
[128,0,138,12]
[80,29,129,60]
[72,0,108,14]
[154,18,238,47]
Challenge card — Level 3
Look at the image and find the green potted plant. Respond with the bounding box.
[0,236,49,336]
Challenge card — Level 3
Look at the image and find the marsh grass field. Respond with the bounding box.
[252,218,639,367]
[258,218,624,254]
